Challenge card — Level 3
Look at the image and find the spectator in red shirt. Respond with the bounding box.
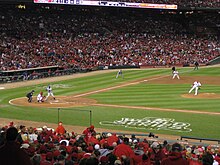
[161,142,189,165]
[107,133,119,146]
[150,141,166,165]
[82,125,96,143]
[55,121,66,135]
[113,137,135,161]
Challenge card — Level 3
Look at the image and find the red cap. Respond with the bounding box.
[87,146,94,153]
[83,153,91,159]
[46,152,53,160]
[9,121,14,126]
[53,150,61,157]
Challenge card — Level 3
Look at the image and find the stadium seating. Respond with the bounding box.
[1,123,220,164]
[0,4,219,73]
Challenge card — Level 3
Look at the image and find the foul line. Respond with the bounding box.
[72,82,140,98]
[92,103,220,115]
[72,74,171,98]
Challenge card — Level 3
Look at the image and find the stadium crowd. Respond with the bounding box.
[180,0,220,8]
[0,121,220,165]
[0,2,219,165]
[0,5,219,72]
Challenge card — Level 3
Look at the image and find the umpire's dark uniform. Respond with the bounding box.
[26,90,34,102]
[194,61,199,70]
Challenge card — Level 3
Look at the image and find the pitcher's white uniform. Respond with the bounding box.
[172,70,180,79]
[45,85,55,100]
[188,81,201,95]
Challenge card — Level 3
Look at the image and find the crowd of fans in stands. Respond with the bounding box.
[180,0,220,8]
[0,5,219,71]
[0,121,220,165]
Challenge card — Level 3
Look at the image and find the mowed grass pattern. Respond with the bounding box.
[89,83,220,111]
[0,67,220,139]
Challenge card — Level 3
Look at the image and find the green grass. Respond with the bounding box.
[0,67,220,139]
[89,83,220,111]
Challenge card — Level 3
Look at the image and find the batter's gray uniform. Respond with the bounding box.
[45,85,55,100]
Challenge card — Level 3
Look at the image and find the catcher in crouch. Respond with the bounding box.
[37,91,45,103]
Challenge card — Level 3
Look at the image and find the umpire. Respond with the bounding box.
[194,61,199,70]
[26,90,34,103]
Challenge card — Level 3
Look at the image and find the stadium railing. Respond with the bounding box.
[180,136,220,144]
[102,132,150,137]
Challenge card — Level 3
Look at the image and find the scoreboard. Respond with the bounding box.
[34,0,178,9]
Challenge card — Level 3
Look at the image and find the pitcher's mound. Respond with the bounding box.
[181,93,220,99]
[9,96,97,108]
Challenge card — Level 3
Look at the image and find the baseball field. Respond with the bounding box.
[0,66,220,140]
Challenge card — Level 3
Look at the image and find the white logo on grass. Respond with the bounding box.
[100,117,192,132]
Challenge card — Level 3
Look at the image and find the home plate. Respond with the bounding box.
[0,87,5,89]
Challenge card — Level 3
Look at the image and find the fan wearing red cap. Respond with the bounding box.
[82,125,96,143]
[55,121,66,135]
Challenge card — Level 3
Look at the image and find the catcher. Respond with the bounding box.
[37,91,45,103]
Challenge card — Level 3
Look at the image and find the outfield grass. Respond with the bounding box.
[0,67,220,139]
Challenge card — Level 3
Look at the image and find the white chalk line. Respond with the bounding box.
[92,103,220,115]
[72,81,140,98]
[73,73,180,98]
[9,98,21,106]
